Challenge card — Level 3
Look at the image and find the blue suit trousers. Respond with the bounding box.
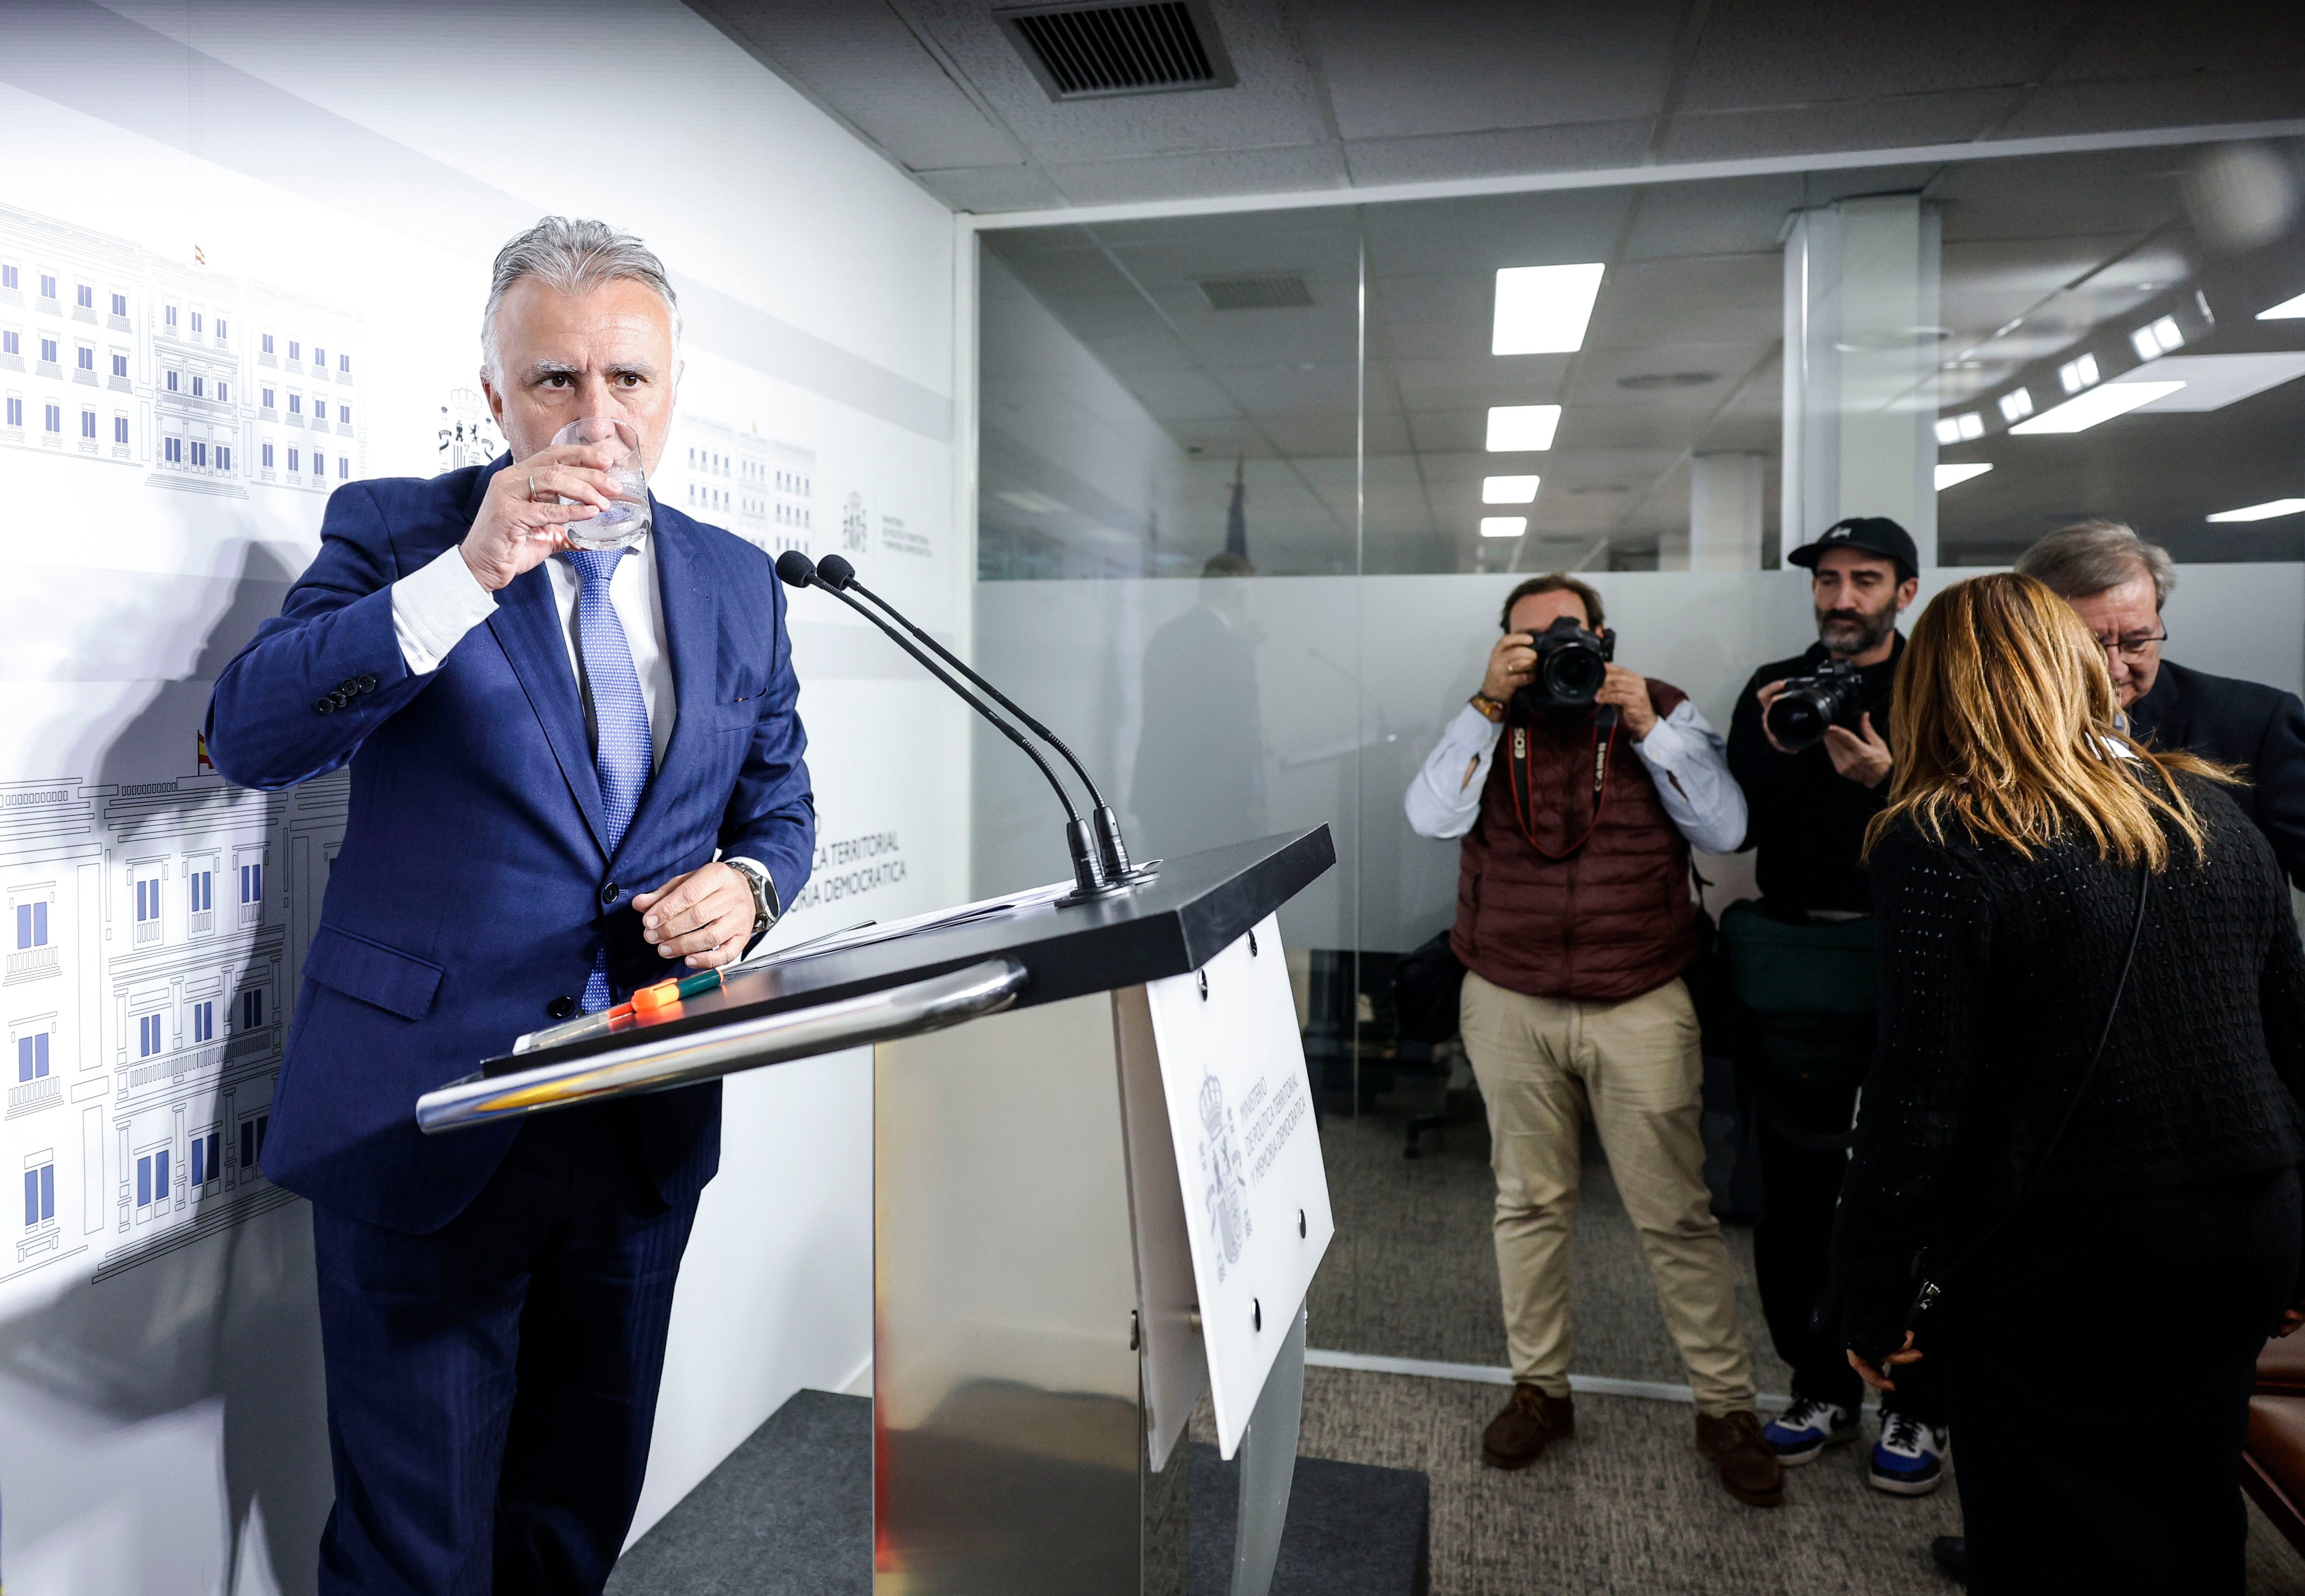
[312,1104,698,1596]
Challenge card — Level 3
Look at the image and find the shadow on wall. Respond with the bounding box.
[95,541,299,788]
[2,536,329,1594]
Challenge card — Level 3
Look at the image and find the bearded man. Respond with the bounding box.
[1723,517,1952,1498]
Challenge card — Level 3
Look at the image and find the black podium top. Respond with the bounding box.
[482,825,1333,1078]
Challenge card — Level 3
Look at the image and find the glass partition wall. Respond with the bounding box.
[969,140,2305,1382]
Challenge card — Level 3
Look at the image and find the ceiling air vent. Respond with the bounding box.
[1197,274,1314,312]
[998,1,1237,101]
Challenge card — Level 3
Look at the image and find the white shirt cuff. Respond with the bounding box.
[392,546,499,675]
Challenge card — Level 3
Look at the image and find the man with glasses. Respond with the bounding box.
[2017,520,2305,886]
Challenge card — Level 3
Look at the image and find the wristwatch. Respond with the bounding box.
[723,857,778,950]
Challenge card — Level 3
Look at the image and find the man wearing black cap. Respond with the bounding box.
[1724,517,1951,1497]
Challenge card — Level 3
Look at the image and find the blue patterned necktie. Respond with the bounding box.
[561,546,654,1012]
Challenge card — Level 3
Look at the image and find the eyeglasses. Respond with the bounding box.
[2093,630,2167,662]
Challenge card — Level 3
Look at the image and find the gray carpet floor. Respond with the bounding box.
[1299,1099,2305,1594]
[1307,1101,1793,1391]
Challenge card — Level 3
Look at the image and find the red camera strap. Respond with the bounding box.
[1505,715,1617,861]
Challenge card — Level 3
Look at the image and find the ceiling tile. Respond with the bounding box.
[1675,0,2091,110]
[1307,0,1682,141]
[1037,143,1352,206]
[1993,71,2305,141]
[918,164,1068,212]
[1343,120,1655,187]
[1656,90,2026,163]
[699,0,1021,169]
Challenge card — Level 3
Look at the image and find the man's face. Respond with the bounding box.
[1812,548,1915,657]
[481,276,679,473]
[1507,590,1591,640]
[2065,572,2164,708]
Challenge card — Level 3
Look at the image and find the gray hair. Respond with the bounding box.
[481,217,680,378]
[2014,519,2177,609]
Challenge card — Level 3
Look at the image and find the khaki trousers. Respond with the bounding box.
[1460,968,1758,1416]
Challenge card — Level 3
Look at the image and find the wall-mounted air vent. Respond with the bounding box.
[1196,274,1314,312]
[997,1,1237,101]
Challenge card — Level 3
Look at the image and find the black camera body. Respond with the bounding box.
[1512,615,1617,712]
[1765,658,1865,751]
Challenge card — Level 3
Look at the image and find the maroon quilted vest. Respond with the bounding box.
[1449,680,1698,1002]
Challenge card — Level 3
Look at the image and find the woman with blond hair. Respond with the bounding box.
[1830,573,2305,1593]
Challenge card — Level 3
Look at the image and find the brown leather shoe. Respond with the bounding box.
[1696,1410,1785,1507]
[1481,1383,1574,1469]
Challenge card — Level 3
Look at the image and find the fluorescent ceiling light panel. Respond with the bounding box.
[995,489,1067,514]
[1479,516,1528,538]
[1935,463,1994,490]
[2258,291,2305,320]
[2116,353,2305,413]
[2206,498,2305,523]
[1491,264,1606,355]
[1933,417,1961,445]
[1482,475,1541,504]
[2059,353,2100,393]
[1998,388,2034,422]
[1485,404,1562,451]
[2009,381,2186,433]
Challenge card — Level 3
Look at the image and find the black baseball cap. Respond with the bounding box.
[1789,516,1918,579]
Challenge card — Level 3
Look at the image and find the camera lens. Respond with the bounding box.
[1766,690,1830,751]
[1544,646,1608,703]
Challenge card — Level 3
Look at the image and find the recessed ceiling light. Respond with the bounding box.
[1492,264,1605,356]
[2206,497,2305,523]
[2009,381,2186,433]
[2258,291,2305,321]
[1480,516,1528,538]
[2058,353,2100,393]
[1935,463,1994,490]
[2129,315,2185,361]
[1486,405,1561,451]
[1998,388,2034,422]
[1933,412,1986,445]
[995,489,1067,514]
[1483,475,1541,504]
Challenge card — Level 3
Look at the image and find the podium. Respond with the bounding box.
[417,827,1338,1596]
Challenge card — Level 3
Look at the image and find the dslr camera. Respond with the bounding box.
[1513,615,1617,711]
[1765,658,1864,752]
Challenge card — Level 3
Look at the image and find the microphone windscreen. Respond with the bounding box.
[816,554,857,590]
[774,550,817,588]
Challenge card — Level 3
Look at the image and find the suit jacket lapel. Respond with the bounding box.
[609,501,717,872]
[470,454,610,859]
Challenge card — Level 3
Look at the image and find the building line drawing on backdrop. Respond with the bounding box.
[0,203,366,500]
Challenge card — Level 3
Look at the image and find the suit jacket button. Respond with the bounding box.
[313,697,336,715]
[547,995,578,1020]
[601,882,620,905]
[357,674,378,693]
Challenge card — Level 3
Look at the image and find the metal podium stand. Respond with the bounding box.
[417,827,1336,1596]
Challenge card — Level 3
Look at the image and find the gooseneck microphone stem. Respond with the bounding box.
[816,556,1147,883]
[776,553,1115,898]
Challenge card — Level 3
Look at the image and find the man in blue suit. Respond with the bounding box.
[206,217,814,1595]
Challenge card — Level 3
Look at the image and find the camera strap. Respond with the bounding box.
[1505,716,1617,861]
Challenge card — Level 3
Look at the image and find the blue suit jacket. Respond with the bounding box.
[206,457,815,1232]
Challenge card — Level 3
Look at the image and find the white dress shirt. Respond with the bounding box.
[391,533,678,768]
[1404,700,1748,854]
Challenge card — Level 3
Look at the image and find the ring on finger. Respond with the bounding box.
[528,472,539,500]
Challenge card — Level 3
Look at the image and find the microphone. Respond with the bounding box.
[774,550,1119,901]
[814,554,1150,884]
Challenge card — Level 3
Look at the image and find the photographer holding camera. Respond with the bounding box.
[1723,516,1952,1496]
[1405,574,1782,1507]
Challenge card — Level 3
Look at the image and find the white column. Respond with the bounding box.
[1782,195,1941,565]
[1689,452,1767,570]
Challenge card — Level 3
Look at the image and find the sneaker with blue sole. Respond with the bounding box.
[1761,1396,1858,1465]
[1869,1411,1949,1495]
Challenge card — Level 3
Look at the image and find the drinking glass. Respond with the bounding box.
[552,417,651,549]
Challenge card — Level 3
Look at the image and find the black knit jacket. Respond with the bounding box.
[1832,771,2305,1361]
